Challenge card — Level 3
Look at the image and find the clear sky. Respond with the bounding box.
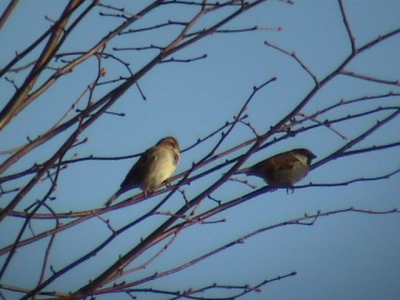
[0,1,399,300]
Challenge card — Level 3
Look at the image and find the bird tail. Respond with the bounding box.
[104,188,124,207]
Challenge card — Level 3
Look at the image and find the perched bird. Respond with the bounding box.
[236,148,316,188]
[104,136,180,207]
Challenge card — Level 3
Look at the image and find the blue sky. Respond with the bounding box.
[0,1,399,299]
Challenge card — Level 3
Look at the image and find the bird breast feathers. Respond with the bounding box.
[147,146,178,175]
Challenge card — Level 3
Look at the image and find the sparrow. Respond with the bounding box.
[104,136,180,207]
[236,148,316,188]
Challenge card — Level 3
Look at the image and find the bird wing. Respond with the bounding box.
[173,151,180,165]
[119,147,157,191]
[269,153,299,171]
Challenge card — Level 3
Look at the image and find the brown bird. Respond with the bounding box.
[236,148,316,187]
[104,136,180,207]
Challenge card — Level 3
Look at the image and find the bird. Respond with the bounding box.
[236,148,316,188]
[104,136,180,207]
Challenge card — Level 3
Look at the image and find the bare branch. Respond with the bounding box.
[264,41,319,85]
[338,0,356,53]
[340,70,400,86]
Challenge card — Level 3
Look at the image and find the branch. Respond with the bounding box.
[340,70,400,86]
[0,0,88,130]
[338,0,356,53]
[0,0,21,30]
[88,207,398,298]
[264,41,319,85]
[312,108,400,169]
